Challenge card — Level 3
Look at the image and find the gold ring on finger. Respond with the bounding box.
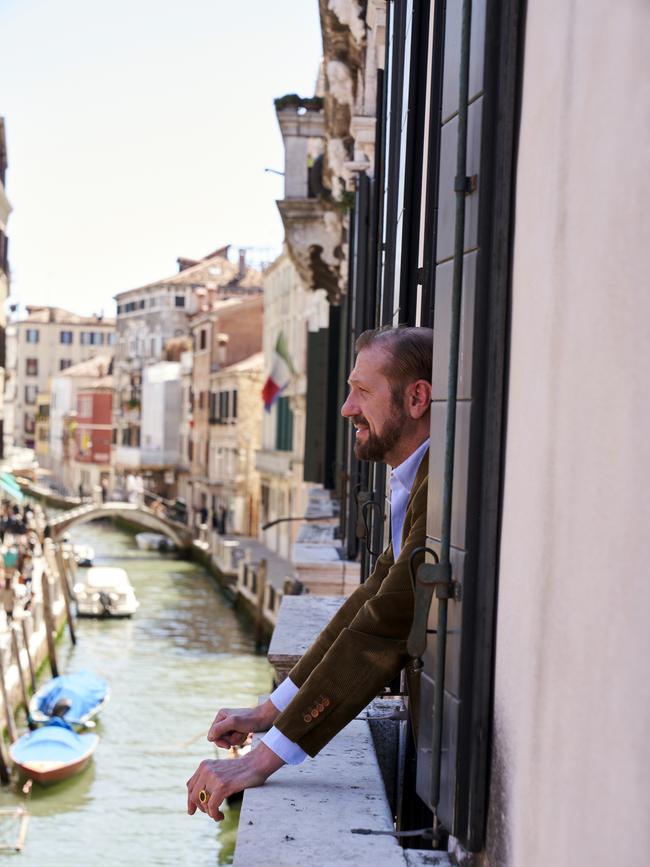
[199,788,209,804]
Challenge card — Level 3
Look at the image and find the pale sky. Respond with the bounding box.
[0,0,322,317]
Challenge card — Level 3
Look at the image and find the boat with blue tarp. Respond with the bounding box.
[29,670,110,728]
[9,718,99,785]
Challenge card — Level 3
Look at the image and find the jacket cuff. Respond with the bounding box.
[269,677,299,712]
[261,726,308,765]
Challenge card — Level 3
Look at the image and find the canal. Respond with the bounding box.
[0,519,273,865]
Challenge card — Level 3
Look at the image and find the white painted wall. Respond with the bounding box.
[141,361,182,465]
[49,376,74,464]
[491,3,650,866]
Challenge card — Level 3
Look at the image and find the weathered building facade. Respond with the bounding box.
[207,351,264,536]
[113,247,262,500]
[188,293,263,529]
[256,251,329,560]
[0,119,11,458]
[7,307,115,450]
[49,354,113,495]
[72,379,113,497]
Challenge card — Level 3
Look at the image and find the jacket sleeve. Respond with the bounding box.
[287,546,393,688]
[273,474,427,757]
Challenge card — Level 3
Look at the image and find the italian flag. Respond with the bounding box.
[262,332,295,411]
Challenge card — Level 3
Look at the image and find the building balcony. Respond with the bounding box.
[139,448,182,468]
[114,446,141,469]
[255,448,297,478]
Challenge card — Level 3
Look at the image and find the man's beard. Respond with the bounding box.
[352,405,407,462]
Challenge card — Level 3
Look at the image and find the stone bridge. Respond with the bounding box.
[47,502,194,549]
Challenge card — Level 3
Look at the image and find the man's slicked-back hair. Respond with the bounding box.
[355,325,433,400]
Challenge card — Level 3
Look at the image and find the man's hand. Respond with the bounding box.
[207,699,278,748]
[186,744,284,821]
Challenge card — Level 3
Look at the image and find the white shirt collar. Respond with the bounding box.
[390,437,430,494]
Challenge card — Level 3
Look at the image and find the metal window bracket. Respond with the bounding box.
[406,547,460,660]
[355,491,384,557]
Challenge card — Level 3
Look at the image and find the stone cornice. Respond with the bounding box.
[276,198,346,304]
[0,181,12,230]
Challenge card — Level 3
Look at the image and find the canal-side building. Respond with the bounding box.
[139,360,184,501]
[256,250,329,561]
[49,354,113,495]
[7,306,115,450]
[113,246,262,501]
[0,118,11,458]
[206,351,264,536]
[236,2,650,866]
[71,375,113,497]
[34,389,50,467]
[188,292,263,528]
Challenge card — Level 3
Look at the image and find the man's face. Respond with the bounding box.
[340,345,408,463]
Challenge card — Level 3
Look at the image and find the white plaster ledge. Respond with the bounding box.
[233,719,407,867]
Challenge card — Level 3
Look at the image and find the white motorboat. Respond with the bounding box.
[74,567,139,618]
[135,532,176,552]
[72,544,95,567]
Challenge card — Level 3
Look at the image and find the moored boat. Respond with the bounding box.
[74,566,139,618]
[9,718,99,785]
[135,532,176,552]
[29,670,110,728]
[72,544,95,567]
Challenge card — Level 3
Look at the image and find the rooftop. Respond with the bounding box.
[18,306,115,326]
[115,246,264,301]
[55,354,113,379]
[219,351,265,374]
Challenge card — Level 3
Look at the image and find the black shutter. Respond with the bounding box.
[303,328,330,482]
[414,0,525,850]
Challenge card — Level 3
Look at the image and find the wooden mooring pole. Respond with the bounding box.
[10,627,34,730]
[19,617,36,692]
[41,569,59,678]
[0,639,17,744]
[54,546,76,646]
[255,559,267,652]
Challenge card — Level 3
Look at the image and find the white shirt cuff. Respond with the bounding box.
[269,676,299,712]
[261,725,308,765]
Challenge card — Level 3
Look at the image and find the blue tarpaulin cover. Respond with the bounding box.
[36,670,109,723]
[11,718,98,764]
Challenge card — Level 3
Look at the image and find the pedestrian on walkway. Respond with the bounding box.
[3,577,14,623]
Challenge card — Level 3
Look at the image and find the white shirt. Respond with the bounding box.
[262,439,430,765]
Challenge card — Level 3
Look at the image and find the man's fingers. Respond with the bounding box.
[186,770,199,815]
[207,790,225,822]
[208,713,234,742]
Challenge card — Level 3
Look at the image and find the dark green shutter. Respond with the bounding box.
[303,328,329,482]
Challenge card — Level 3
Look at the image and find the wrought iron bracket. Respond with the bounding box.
[407,548,460,659]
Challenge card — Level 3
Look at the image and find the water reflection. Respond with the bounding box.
[0,519,272,866]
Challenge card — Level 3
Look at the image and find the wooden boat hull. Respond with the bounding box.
[12,746,96,785]
[9,724,99,786]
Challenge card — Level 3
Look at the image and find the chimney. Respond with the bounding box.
[238,249,246,278]
[216,333,229,366]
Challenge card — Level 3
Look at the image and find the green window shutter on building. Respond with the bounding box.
[275,396,293,452]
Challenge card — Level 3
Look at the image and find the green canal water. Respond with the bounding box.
[0,520,273,865]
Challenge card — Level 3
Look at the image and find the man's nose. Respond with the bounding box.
[340,392,357,418]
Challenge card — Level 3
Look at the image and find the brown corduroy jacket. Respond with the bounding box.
[274,452,428,757]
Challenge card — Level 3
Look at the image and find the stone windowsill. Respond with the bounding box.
[234,595,454,866]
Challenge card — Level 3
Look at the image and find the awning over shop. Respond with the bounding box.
[0,473,24,503]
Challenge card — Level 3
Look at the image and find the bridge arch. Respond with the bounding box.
[48,502,193,549]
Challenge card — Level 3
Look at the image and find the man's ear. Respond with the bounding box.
[406,379,432,419]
